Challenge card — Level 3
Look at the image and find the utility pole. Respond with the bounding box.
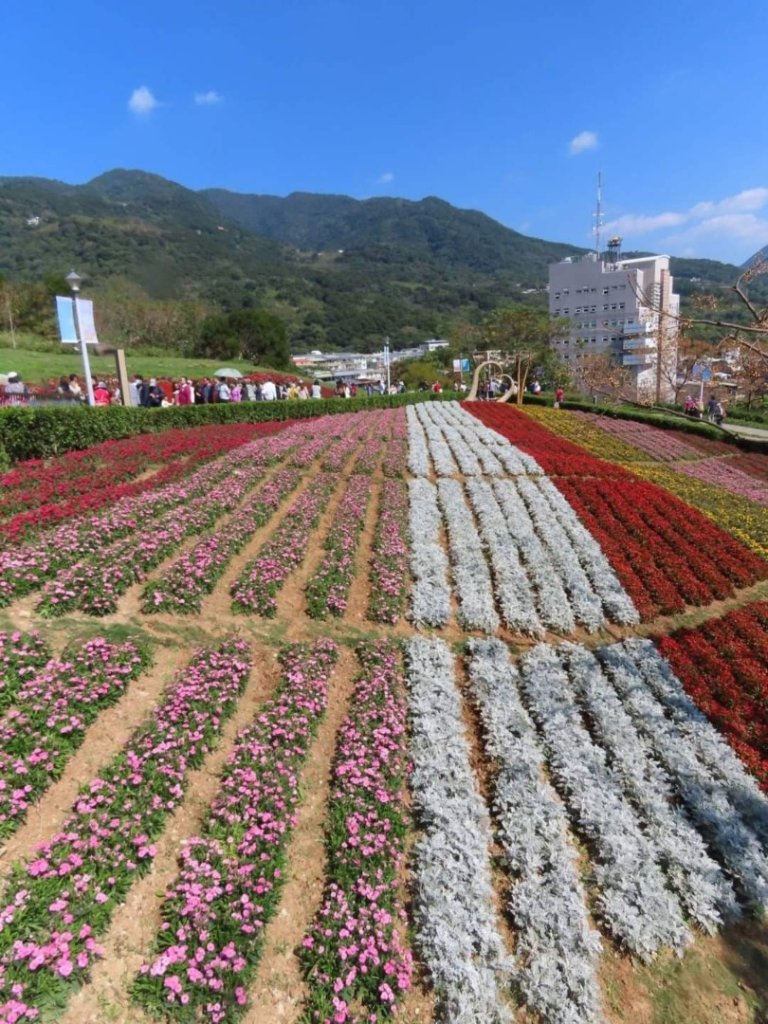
[5,291,16,349]
[656,268,666,404]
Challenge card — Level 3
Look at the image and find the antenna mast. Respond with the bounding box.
[593,171,603,259]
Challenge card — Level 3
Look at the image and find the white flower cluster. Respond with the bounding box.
[512,479,606,632]
[561,643,739,931]
[492,480,576,634]
[519,643,692,959]
[406,406,432,477]
[598,640,768,911]
[406,637,514,1023]
[413,405,458,476]
[535,478,638,625]
[465,477,543,636]
[436,479,499,633]
[416,402,488,476]
[468,639,603,1024]
[408,478,451,627]
[437,401,541,475]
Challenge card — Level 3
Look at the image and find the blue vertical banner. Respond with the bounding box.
[56,296,77,344]
[75,298,99,345]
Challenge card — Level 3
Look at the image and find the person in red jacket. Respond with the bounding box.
[93,381,111,405]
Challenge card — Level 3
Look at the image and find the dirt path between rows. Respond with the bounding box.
[58,640,285,1024]
[242,644,357,1024]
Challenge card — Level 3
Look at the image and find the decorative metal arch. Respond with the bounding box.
[467,359,517,402]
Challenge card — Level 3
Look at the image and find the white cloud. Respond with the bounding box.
[603,211,686,234]
[569,130,598,155]
[377,171,394,185]
[128,86,159,115]
[194,90,222,105]
[603,186,768,262]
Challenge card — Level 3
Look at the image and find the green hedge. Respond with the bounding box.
[0,392,450,465]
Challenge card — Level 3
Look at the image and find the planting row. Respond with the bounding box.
[657,601,768,788]
[404,632,768,1024]
[134,639,338,1023]
[0,636,150,840]
[299,641,413,1023]
[0,634,252,1024]
[520,404,768,562]
[0,422,279,542]
[408,470,637,634]
[468,403,768,618]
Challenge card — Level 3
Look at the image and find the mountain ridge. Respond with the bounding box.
[0,168,757,349]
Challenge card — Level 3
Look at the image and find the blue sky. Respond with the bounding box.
[2,0,767,265]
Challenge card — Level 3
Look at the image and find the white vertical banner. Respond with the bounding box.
[75,298,99,345]
[56,296,78,344]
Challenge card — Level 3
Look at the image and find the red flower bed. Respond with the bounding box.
[467,403,768,619]
[0,422,289,543]
[655,602,768,788]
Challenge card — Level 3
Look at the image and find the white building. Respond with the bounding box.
[548,250,679,399]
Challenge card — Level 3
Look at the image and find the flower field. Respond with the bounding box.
[0,399,767,1024]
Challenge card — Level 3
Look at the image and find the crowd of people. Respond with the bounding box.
[0,371,415,407]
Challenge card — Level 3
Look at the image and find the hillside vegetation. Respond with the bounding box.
[1,169,762,351]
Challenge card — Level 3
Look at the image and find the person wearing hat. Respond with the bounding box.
[146,378,164,408]
[93,381,111,405]
[3,372,28,405]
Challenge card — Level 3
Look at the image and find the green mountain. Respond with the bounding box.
[201,189,581,278]
[0,169,757,350]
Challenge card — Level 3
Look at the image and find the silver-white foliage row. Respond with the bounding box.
[414,403,459,476]
[416,403,484,476]
[513,478,605,632]
[492,480,576,634]
[561,643,739,930]
[597,640,768,911]
[465,478,543,636]
[467,639,604,1024]
[518,644,692,959]
[533,478,639,626]
[408,478,452,627]
[618,638,768,852]
[440,401,542,475]
[436,479,500,633]
[406,637,514,1023]
[406,405,432,477]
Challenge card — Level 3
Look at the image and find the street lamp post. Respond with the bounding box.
[383,335,391,393]
[66,270,95,407]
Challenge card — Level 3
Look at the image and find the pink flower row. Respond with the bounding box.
[574,412,704,462]
[306,474,375,618]
[231,473,338,616]
[299,640,413,1023]
[381,407,407,478]
[675,457,768,506]
[0,637,150,839]
[291,415,361,467]
[133,639,338,1023]
[142,467,301,614]
[0,629,51,711]
[0,431,296,608]
[0,634,251,1024]
[368,479,410,624]
[37,438,298,618]
[322,416,383,472]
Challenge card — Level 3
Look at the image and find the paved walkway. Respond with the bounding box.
[722,421,768,441]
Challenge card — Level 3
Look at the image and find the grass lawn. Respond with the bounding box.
[0,344,296,385]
